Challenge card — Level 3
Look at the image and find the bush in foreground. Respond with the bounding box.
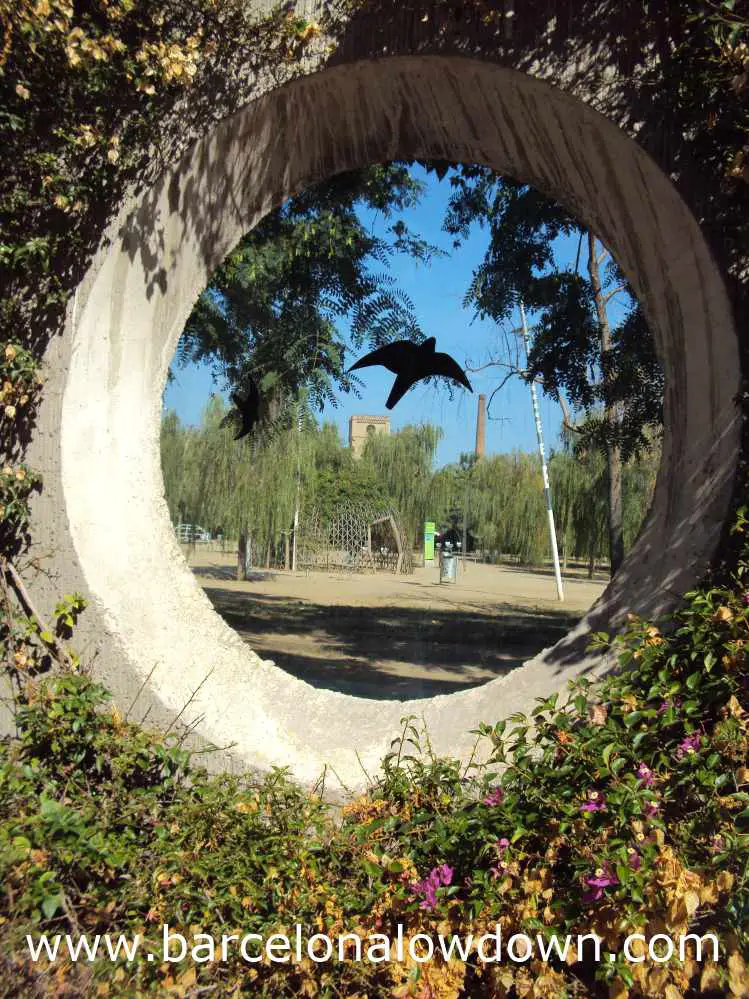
[1,529,748,997]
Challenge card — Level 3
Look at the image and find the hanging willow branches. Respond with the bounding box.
[161,403,658,570]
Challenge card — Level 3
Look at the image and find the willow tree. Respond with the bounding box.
[440,167,663,577]
[160,409,207,529]
[304,422,386,524]
[549,449,608,575]
[179,395,303,576]
[160,409,188,523]
[470,453,548,564]
[360,424,442,546]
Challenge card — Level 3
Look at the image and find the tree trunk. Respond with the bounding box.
[588,548,595,579]
[588,232,624,576]
[237,532,248,581]
[607,447,624,574]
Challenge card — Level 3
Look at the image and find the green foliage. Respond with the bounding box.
[360,424,443,545]
[441,169,664,459]
[430,444,658,567]
[306,423,388,522]
[0,521,748,996]
[161,396,658,570]
[177,163,443,412]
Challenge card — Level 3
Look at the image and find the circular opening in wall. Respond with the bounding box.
[61,55,739,784]
[162,160,663,700]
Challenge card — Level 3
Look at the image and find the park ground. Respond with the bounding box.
[184,548,607,699]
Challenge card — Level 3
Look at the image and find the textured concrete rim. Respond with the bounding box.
[60,56,740,788]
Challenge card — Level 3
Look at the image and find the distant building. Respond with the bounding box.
[349,414,390,457]
[475,393,487,458]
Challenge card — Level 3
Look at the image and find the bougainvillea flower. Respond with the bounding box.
[436,864,454,886]
[658,697,682,714]
[582,864,618,902]
[709,834,725,853]
[627,848,641,871]
[636,762,655,787]
[643,800,659,818]
[409,864,454,911]
[675,733,701,759]
[581,791,606,813]
[483,785,504,806]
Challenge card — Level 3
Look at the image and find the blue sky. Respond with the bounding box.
[164,166,625,468]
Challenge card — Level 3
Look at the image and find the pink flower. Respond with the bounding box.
[483,785,504,806]
[643,800,659,818]
[436,864,453,886]
[636,762,655,787]
[627,848,641,871]
[658,697,682,715]
[582,864,618,902]
[409,864,454,911]
[490,839,510,878]
[709,834,725,854]
[581,791,606,813]
[675,733,701,759]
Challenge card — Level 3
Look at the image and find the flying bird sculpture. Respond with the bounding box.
[348,337,472,410]
[221,375,262,440]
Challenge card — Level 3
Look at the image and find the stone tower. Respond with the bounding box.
[348,414,390,457]
[475,393,487,458]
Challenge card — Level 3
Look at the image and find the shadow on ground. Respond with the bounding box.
[199,583,583,700]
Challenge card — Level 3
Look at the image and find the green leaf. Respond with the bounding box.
[41,894,62,919]
[623,711,644,728]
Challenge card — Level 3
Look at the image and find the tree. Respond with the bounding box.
[161,402,658,573]
[359,424,443,546]
[176,164,443,414]
[305,423,386,523]
[441,168,664,575]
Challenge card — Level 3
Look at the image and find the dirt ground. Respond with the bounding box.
[185,547,607,700]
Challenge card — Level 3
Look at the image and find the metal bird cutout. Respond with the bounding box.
[221,375,262,440]
[348,337,473,410]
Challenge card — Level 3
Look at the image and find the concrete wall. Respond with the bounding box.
[22,13,742,790]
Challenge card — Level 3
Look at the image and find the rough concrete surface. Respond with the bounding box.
[22,45,741,789]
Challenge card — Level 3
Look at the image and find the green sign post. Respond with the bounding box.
[424,521,435,562]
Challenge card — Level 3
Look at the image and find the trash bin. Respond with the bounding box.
[440,552,457,583]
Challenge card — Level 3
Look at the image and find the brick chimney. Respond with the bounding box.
[475,393,486,458]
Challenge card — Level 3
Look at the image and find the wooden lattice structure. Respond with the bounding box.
[298,503,413,574]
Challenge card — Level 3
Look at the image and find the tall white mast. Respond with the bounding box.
[520,301,564,602]
[291,401,302,573]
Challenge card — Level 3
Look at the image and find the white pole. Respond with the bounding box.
[291,402,301,573]
[519,301,564,602]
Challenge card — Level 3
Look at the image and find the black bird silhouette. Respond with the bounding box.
[221,375,262,440]
[348,337,472,410]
